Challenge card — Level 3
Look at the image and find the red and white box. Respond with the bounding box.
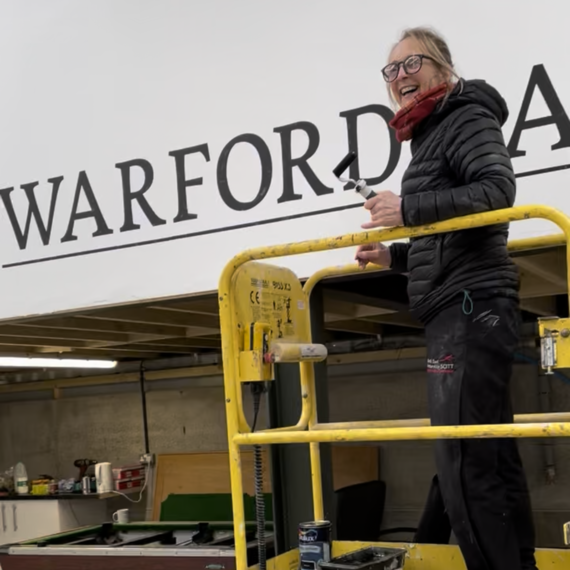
[114,476,144,492]
[112,464,145,481]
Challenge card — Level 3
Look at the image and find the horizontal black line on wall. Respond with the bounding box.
[3,163,569,269]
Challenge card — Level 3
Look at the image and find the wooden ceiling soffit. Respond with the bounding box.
[82,307,219,330]
[13,316,189,338]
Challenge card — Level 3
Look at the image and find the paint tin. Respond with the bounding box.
[298,520,332,570]
[81,476,91,494]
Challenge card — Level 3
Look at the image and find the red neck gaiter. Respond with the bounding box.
[389,83,449,142]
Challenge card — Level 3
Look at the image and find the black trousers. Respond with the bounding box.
[419,297,537,570]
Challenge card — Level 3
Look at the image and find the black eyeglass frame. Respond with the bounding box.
[381,54,436,83]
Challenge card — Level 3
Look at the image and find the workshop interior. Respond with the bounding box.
[0,205,569,570]
[2,3,570,570]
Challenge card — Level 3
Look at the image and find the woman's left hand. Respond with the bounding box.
[361,191,403,229]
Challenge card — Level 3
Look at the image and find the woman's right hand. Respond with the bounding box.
[355,242,391,269]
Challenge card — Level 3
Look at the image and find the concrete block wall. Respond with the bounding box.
[0,362,568,546]
[328,363,570,547]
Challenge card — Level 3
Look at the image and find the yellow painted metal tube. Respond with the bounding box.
[261,362,313,433]
[302,232,567,295]
[234,422,570,446]
[222,206,570,436]
[298,218,570,525]
[218,205,570,570]
[227,441,248,570]
[227,318,314,434]
[261,337,318,434]
[306,357,324,519]
[220,206,568,267]
[220,281,248,569]
[514,412,570,423]
[508,232,566,253]
[301,285,325,520]
[226,286,249,433]
[313,418,430,430]
[298,302,325,518]
[254,322,319,435]
[310,441,324,520]
[312,412,570,431]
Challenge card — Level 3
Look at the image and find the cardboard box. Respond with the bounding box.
[112,465,145,481]
[114,476,144,492]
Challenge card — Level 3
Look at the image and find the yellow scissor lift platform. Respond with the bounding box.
[218,205,570,570]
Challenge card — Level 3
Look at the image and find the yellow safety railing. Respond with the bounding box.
[217,205,570,570]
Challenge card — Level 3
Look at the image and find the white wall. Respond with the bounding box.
[0,1,569,318]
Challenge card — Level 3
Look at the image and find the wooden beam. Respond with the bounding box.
[324,289,408,313]
[2,318,215,349]
[129,338,220,349]
[84,334,188,350]
[518,271,566,299]
[520,296,558,317]
[0,325,133,343]
[151,298,219,315]
[323,297,395,323]
[84,307,219,331]
[0,327,184,354]
[0,336,183,354]
[325,320,383,336]
[18,347,162,359]
[70,349,164,358]
[516,253,566,290]
[0,337,97,350]
[0,365,223,394]
[327,347,426,365]
[362,312,422,329]
[16,316,189,338]
[98,343,194,354]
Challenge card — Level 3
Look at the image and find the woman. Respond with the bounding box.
[355,27,537,570]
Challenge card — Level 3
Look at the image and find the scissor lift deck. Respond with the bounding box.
[218,205,570,570]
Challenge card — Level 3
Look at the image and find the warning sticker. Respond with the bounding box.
[234,262,307,341]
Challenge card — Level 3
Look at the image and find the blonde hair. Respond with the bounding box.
[387,27,460,108]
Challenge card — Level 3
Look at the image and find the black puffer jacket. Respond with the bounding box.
[388,79,520,324]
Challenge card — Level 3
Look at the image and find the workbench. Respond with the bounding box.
[0,521,274,570]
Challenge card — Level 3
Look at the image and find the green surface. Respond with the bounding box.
[20,520,275,547]
[160,493,273,522]
[113,521,272,531]
[21,525,100,545]
[18,493,274,546]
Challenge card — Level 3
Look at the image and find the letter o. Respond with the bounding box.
[217,134,273,211]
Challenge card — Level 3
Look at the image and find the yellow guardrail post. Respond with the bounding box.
[218,205,570,570]
[219,283,249,570]
[300,230,568,517]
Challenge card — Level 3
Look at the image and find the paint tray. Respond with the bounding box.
[320,546,407,570]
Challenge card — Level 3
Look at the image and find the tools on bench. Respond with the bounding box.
[74,459,98,481]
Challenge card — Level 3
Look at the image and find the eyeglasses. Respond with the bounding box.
[381,54,435,83]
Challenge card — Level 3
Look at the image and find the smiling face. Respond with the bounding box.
[386,37,449,107]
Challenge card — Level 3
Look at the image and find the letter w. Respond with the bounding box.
[0,177,63,250]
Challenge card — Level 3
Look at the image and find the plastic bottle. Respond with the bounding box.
[14,462,28,494]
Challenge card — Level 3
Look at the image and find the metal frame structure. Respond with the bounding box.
[218,205,570,570]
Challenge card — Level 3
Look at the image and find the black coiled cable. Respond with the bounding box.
[251,384,266,570]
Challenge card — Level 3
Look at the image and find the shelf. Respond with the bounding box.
[0,488,140,501]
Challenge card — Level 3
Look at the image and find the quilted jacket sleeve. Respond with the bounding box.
[401,105,516,226]
[388,242,410,273]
